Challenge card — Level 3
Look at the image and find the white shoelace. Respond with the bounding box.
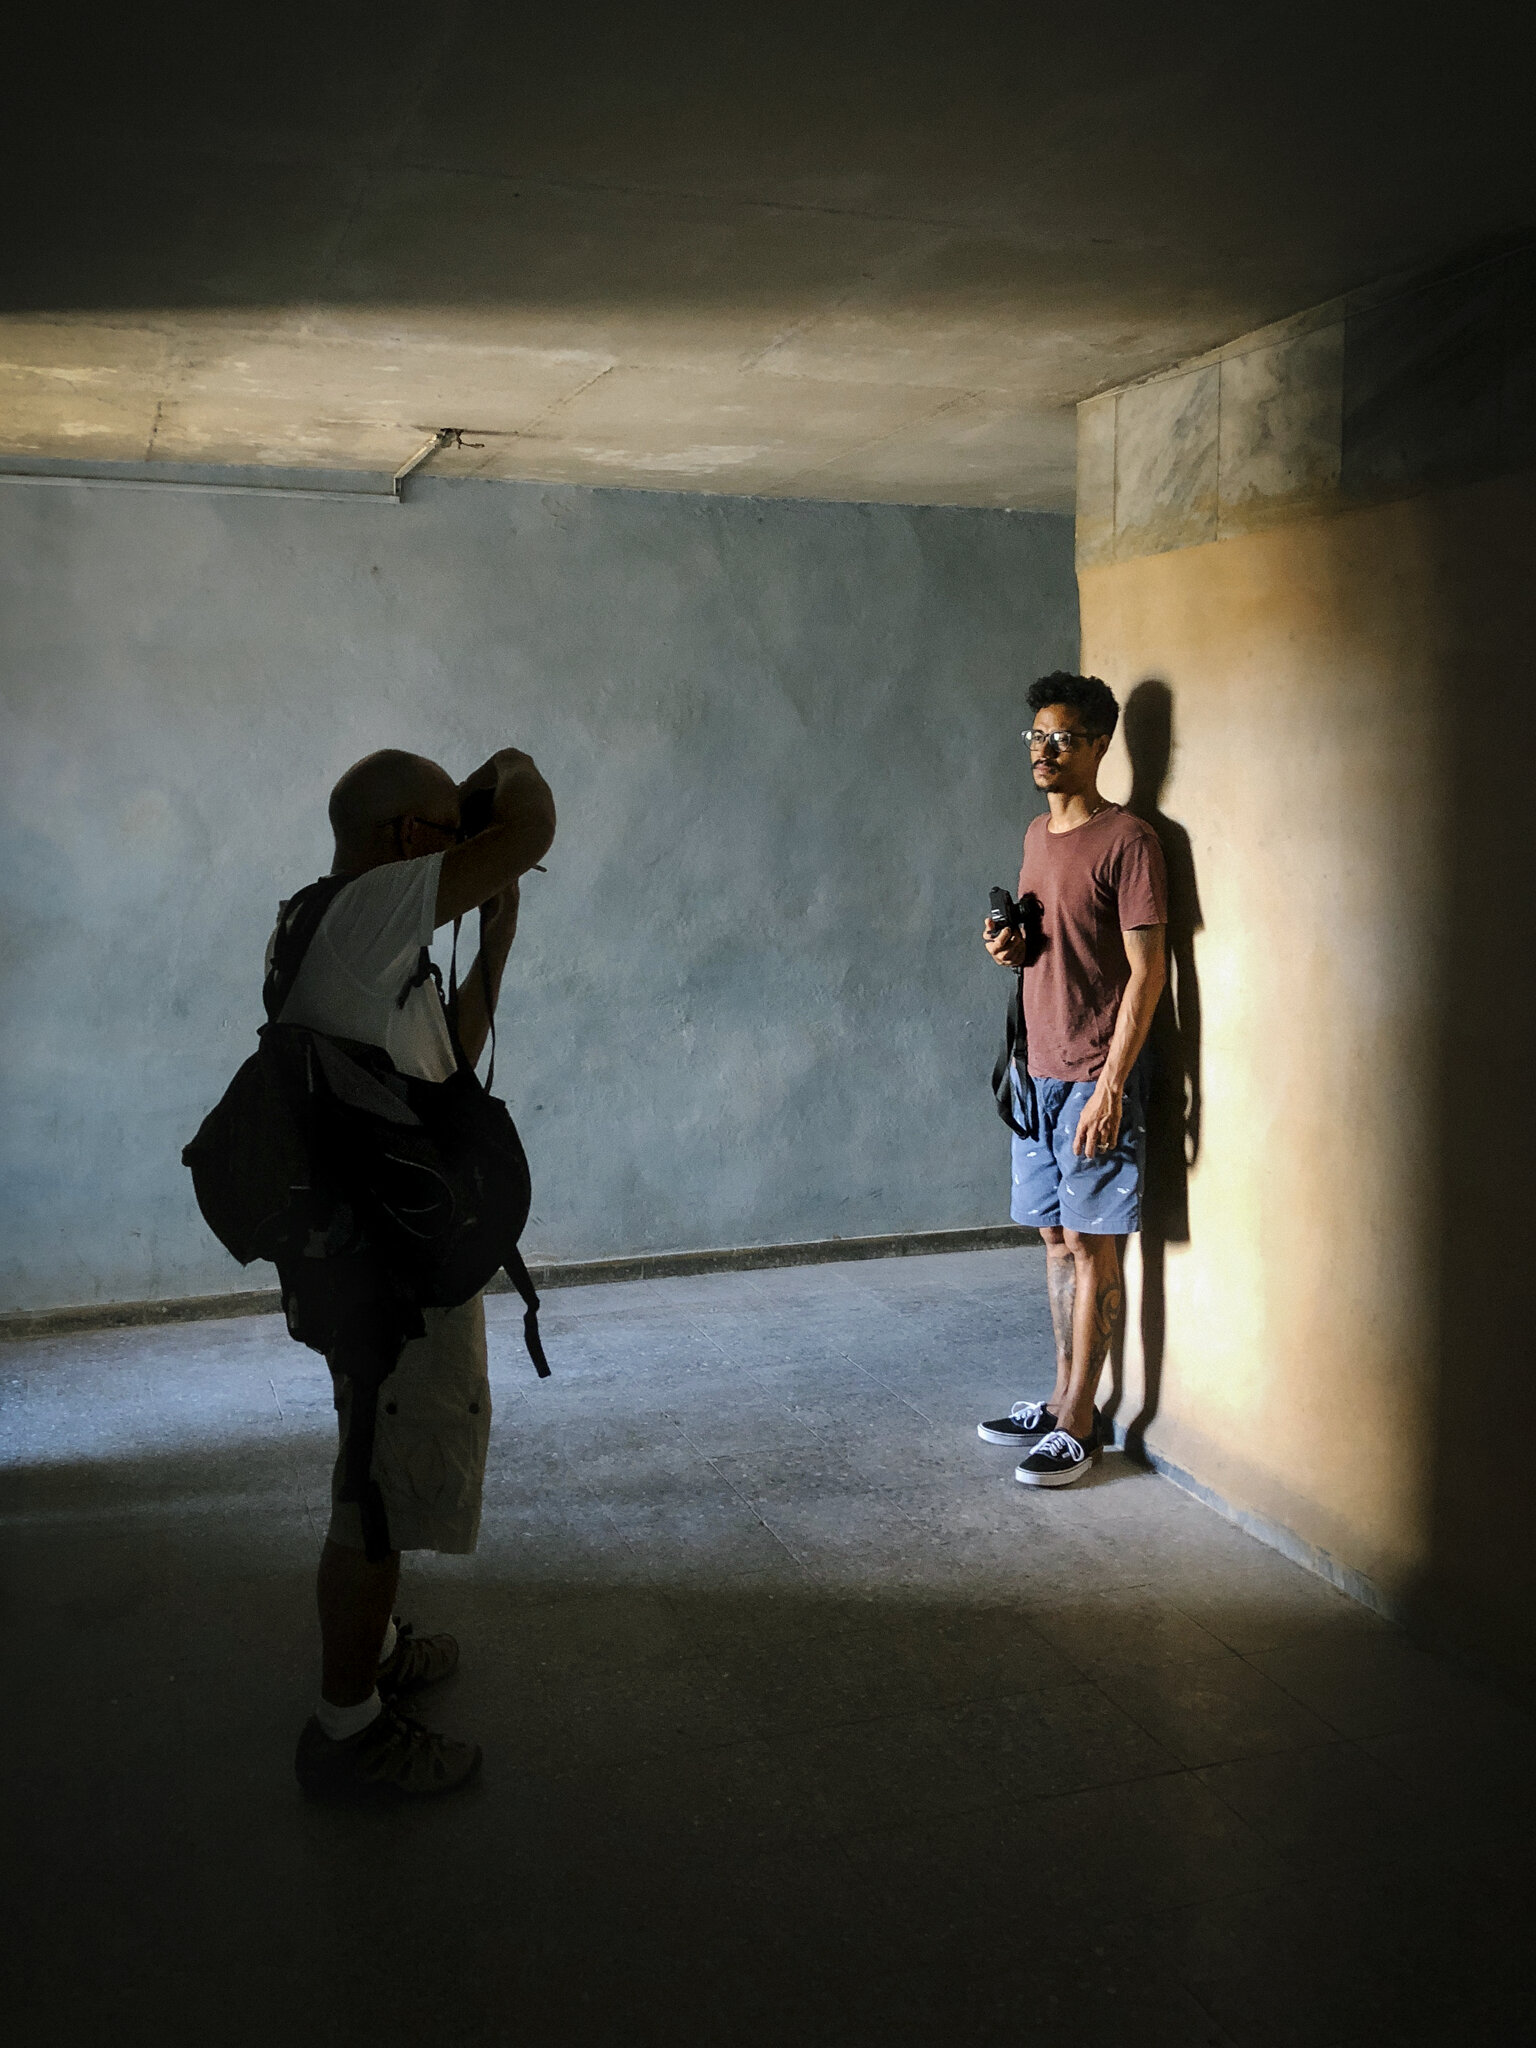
[1009,1400,1049,1427]
[1031,1429,1086,1464]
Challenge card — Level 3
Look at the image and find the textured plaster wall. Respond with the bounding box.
[0,474,1075,1312]
[1082,467,1536,1688]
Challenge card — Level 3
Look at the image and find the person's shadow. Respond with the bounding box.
[1104,680,1203,1461]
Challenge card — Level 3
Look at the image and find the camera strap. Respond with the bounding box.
[992,970,1038,1140]
[441,912,498,1088]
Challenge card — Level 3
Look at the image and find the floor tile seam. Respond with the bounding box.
[671,1411,830,1464]
[1241,1635,1523,1737]
[538,1729,786,1788]
[1132,1725,1379,1778]
[1097,1873,1322,1935]
[1225,1648,1369,1744]
[512,1721,801,1779]
[649,1350,894,1420]
[556,1754,1213,1857]
[1340,1726,1533,1798]
[663,1444,830,1563]
[1037,1647,1268,1687]
[672,1298,881,1354]
[1184,1754,1367,1888]
[878,1478,1119,1530]
[644,1667,1120,1745]
[557,1458,656,1564]
[834,1349,953,1423]
[881,1501,1178,1568]
[833,1755,1207,1850]
[1144,1943,1441,2035]
[1189,1733,1372,1780]
[1154,1590,1365,1665]
[694,1453,818,1529]
[742,1674,1133,1755]
[1174,1982,1246,2048]
[1088,1585,1252,1657]
[1084,1669,1341,1776]
[729,1493,874,1563]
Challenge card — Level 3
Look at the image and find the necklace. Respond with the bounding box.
[1050,796,1111,833]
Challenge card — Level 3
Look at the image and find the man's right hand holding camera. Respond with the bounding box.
[983,916,1028,969]
[436,748,557,927]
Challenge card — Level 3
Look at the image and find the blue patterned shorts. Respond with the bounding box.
[1009,1062,1148,1235]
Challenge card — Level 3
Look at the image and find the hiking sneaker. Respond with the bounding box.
[1015,1427,1102,1488]
[376,1620,460,1703]
[294,1702,482,1800]
[978,1399,1057,1445]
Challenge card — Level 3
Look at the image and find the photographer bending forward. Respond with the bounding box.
[979,675,1166,1487]
[285,746,555,1796]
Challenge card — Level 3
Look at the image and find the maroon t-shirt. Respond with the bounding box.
[1016,805,1168,1082]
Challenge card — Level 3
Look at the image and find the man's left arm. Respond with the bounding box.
[1073,925,1167,1160]
[450,885,519,1069]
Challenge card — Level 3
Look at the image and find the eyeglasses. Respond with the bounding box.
[1022,728,1090,752]
[389,812,462,854]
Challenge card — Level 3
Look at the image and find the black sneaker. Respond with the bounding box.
[1015,1427,1102,1488]
[376,1620,460,1703]
[294,1702,482,1800]
[978,1399,1057,1445]
[979,1401,1103,1447]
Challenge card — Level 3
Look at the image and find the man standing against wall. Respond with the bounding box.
[978,674,1166,1486]
[283,745,555,1797]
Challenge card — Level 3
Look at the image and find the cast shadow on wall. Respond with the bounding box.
[1103,679,1203,1459]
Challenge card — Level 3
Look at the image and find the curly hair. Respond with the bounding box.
[1026,671,1120,741]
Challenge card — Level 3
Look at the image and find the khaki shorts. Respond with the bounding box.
[326,1295,490,1555]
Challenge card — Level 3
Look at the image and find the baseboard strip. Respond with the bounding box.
[1110,1430,1405,1624]
[0,1224,1040,1343]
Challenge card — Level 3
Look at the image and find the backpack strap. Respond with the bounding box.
[328,1300,418,1562]
[264,874,354,1023]
[502,1246,550,1378]
[419,917,546,1378]
[479,903,498,1090]
[396,945,444,1010]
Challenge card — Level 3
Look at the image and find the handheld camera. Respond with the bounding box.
[988,885,1023,932]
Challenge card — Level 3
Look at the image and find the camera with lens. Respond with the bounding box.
[988,885,1023,931]
[458,786,497,839]
[988,886,1045,964]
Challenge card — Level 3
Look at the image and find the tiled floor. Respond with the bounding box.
[3,1249,1531,2046]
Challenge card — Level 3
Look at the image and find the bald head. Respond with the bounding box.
[328,749,460,871]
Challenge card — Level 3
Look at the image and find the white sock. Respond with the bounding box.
[377,1618,398,1666]
[316,1689,382,1742]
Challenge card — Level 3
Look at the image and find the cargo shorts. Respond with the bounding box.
[326,1294,490,1555]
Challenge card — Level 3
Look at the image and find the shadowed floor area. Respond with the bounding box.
[3,1249,1532,2046]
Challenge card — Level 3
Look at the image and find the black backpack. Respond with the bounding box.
[182,875,549,1377]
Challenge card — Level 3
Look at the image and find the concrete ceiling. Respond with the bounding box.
[6,2,1534,509]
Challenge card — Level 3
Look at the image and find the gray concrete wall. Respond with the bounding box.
[0,473,1075,1312]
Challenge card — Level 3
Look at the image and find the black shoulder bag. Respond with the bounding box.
[988,886,1038,1141]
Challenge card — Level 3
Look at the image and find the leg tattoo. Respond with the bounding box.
[1060,1242,1126,1438]
[1047,1252,1077,1384]
[1089,1276,1123,1375]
